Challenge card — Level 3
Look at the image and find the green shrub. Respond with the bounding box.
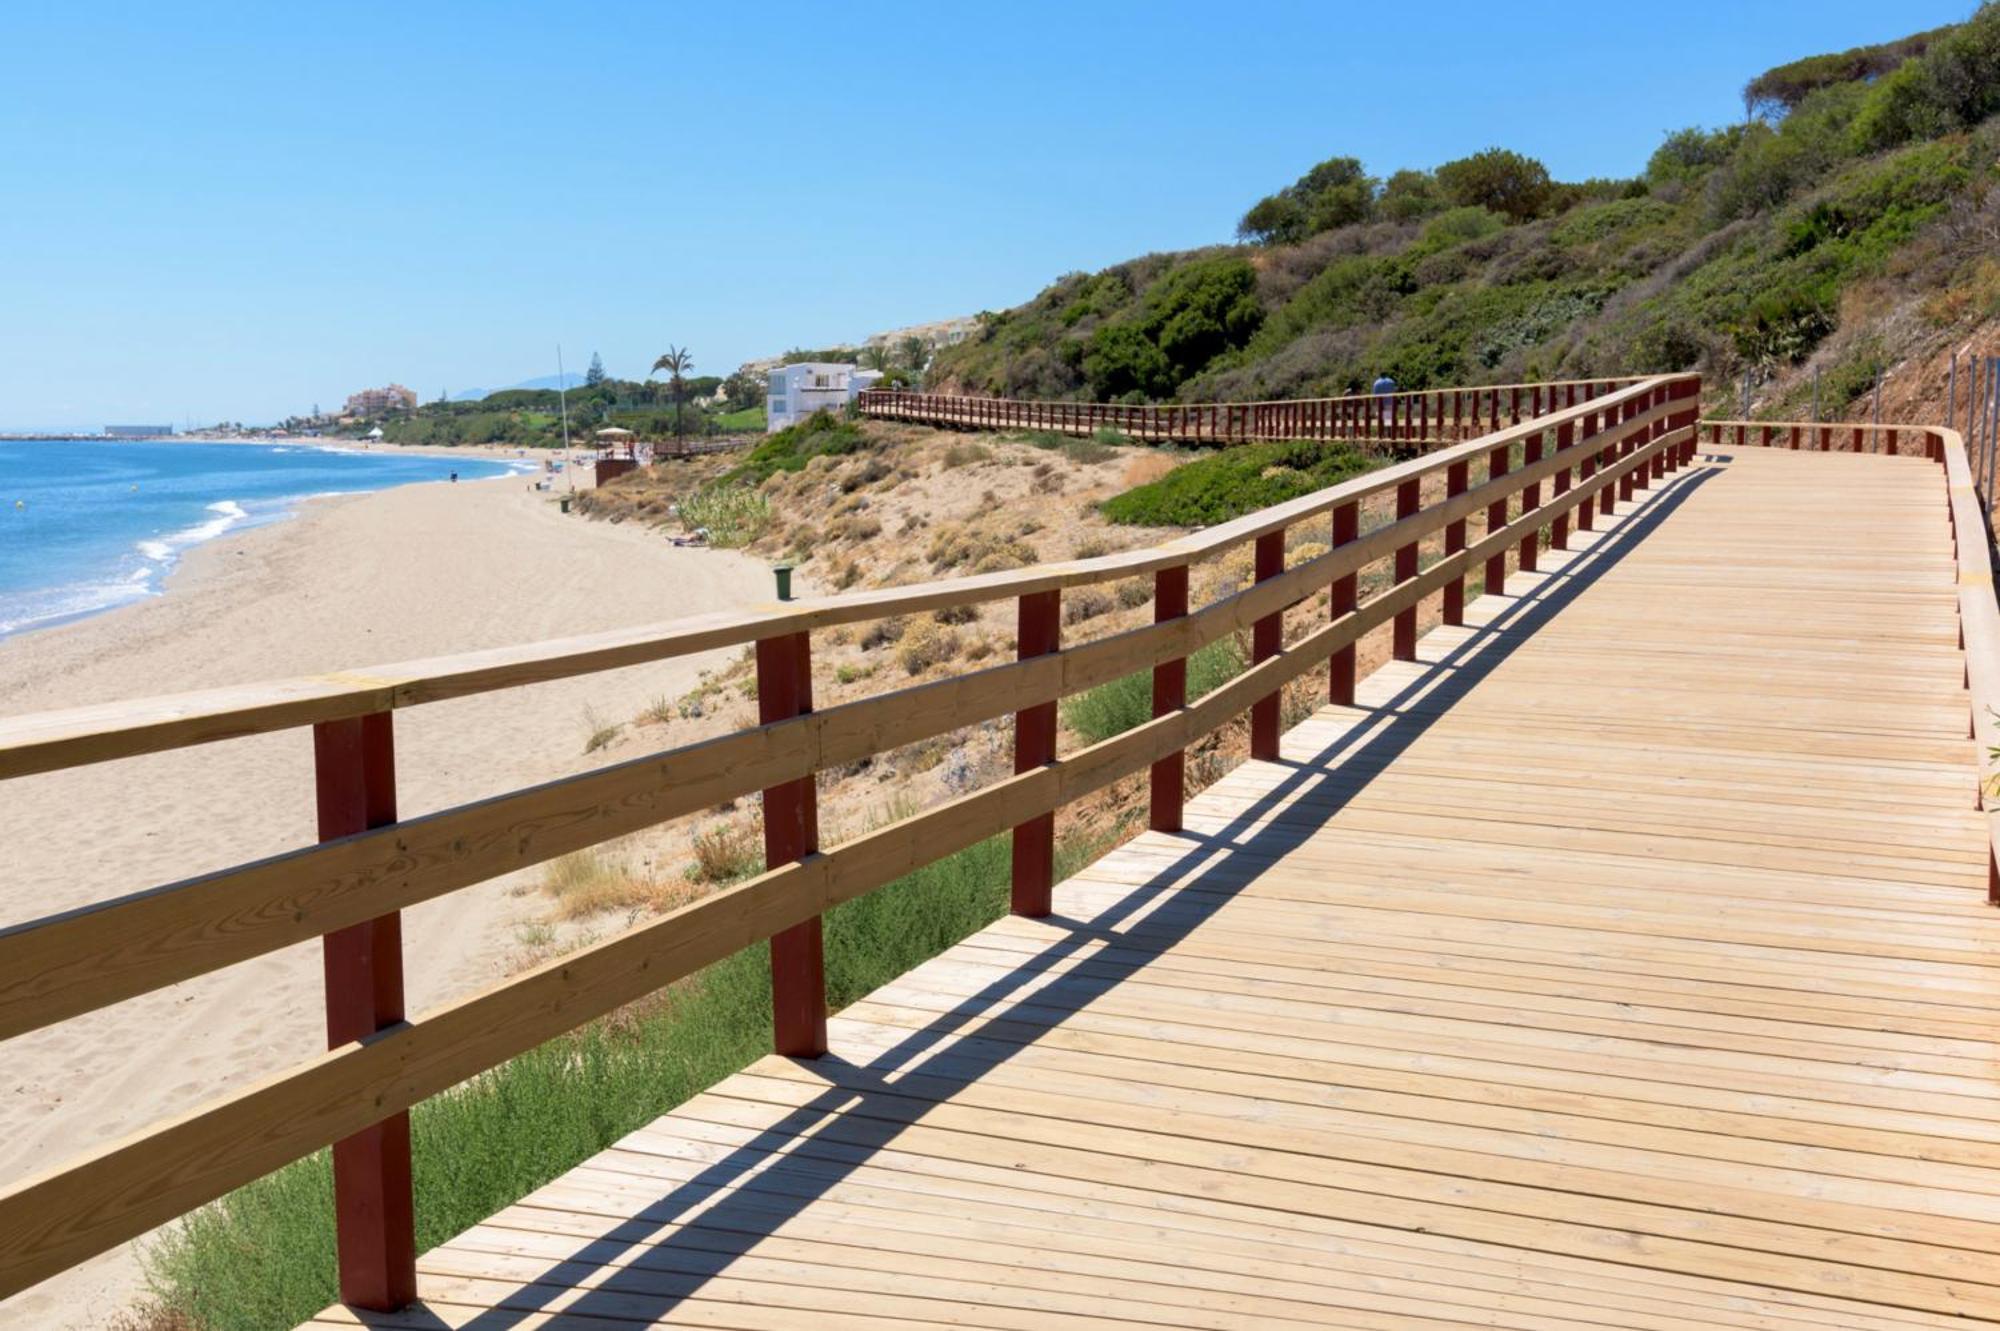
[1062,638,1245,745]
[1083,256,1263,399]
[1239,155,1378,244]
[1100,440,1380,527]
[1435,148,1553,222]
[1065,433,1119,464]
[1850,7,2000,151]
[1645,125,1747,185]
[678,482,770,547]
[1419,206,1506,251]
[726,410,866,484]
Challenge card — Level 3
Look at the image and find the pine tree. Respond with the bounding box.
[585,352,606,387]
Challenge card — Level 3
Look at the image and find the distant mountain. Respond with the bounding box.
[506,372,589,392]
[448,372,590,403]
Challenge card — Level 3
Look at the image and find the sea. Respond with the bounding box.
[0,438,525,639]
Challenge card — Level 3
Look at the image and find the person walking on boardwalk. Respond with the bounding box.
[1372,372,1398,428]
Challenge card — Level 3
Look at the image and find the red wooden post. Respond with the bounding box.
[1149,566,1189,831]
[1518,432,1544,572]
[314,712,417,1312]
[1632,400,1654,492]
[1484,442,1510,595]
[1888,428,1899,457]
[1012,591,1060,916]
[1392,479,1422,659]
[1442,460,1470,625]
[1620,402,1640,503]
[1509,387,1520,425]
[1577,412,1598,532]
[1250,531,1286,759]
[1329,502,1360,705]
[756,632,826,1056]
[1552,419,1575,549]
[1660,394,1678,474]
[1651,389,1669,480]
[1601,417,1620,516]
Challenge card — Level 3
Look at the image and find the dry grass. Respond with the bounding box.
[581,705,621,754]
[1121,454,1178,488]
[897,619,962,674]
[1063,587,1115,625]
[542,848,677,920]
[688,820,762,885]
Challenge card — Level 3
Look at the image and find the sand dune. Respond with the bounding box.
[0,470,771,1328]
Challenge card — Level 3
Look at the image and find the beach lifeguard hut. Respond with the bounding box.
[593,427,640,485]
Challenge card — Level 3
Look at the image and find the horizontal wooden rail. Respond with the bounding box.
[0,373,1700,1303]
[0,382,1679,782]
[1933,428,2000,905]
[1697,418,1929,458]
[858,377,1650,447]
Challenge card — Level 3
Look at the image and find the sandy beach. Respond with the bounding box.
[0,471,771,1328]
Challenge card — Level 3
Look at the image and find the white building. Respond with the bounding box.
[766,363,884,431]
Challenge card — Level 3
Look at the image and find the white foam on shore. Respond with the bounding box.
[0,500,259,638]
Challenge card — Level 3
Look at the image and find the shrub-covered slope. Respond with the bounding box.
[931,7,2000,422]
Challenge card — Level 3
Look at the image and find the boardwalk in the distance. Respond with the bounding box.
[319,444,2000,1329]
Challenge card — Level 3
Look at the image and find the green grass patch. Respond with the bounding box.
[1099,439,1380,527]
[712,404,766,432]
[1062,637,1246,745]
[144,829,1114,1331]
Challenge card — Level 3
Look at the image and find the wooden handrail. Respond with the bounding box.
[857,377,1653,446]
[0,381,1679,781]
[1696,418,1921,455]
[0,374,1701,1302]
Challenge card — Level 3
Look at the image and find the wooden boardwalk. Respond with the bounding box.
[307,441,2000,1329]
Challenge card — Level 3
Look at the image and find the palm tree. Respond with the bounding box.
[651,346,694,444]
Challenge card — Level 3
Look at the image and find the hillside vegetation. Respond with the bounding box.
[931,7,2000,423]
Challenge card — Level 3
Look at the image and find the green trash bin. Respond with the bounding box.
[773,564,794,601]
[559,496,572,514]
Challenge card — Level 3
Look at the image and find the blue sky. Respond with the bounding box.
[0,0,1975,428]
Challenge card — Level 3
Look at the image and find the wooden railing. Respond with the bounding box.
[1700,416,2000,901]
[0,374,1702,1308]
[858,377,1650,446]
[1696,418,1933,457]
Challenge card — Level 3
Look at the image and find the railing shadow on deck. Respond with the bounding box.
[357,464,1719,1328]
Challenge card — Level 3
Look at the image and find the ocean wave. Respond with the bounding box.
[132,498,250,565]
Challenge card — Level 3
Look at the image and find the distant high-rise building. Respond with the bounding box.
[343,383,418,417]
